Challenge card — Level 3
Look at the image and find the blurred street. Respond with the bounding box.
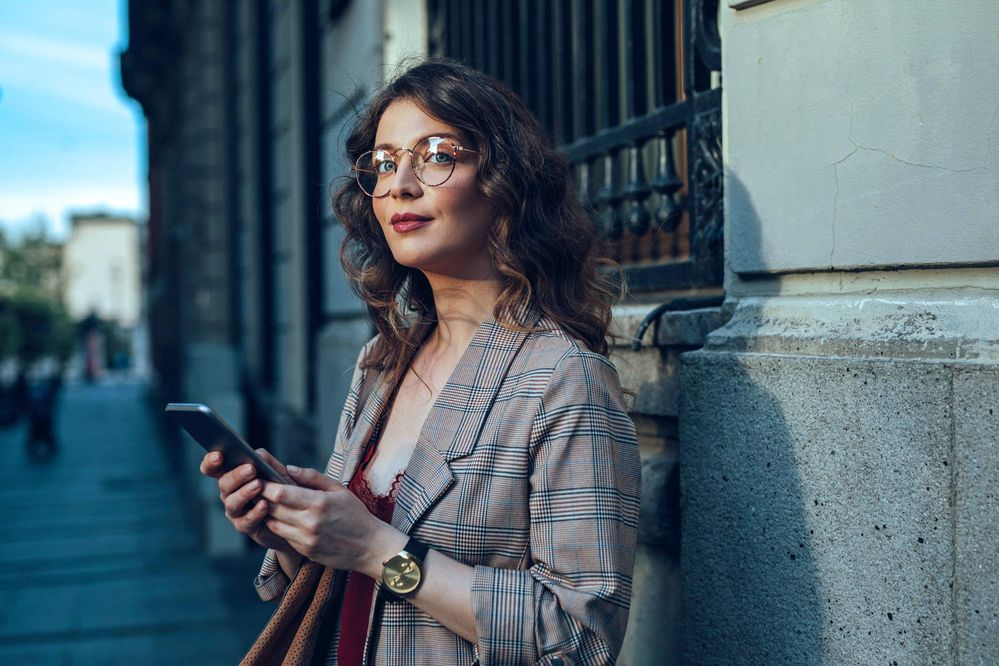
[0,379,272,664]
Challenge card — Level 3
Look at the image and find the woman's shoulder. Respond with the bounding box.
[518,318,619,378]
[351,332,382,368]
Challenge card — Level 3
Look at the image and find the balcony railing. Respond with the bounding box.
[429,0,723,293]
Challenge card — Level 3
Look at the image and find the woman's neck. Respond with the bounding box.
[423,271,501,354]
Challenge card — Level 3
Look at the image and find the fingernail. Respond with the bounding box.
[241,465,254,478]
[287,464,300,474]
[210,452,221,463]
[247,479,260,491]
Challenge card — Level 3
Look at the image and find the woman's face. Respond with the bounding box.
[370,99,494,279]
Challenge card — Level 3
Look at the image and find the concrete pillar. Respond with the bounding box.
[682,292,999,664]
[681,1,999,663]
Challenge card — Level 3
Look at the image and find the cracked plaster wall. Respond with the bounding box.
[723,0,999,274]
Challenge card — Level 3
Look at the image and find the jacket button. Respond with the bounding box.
[551,657,565,666]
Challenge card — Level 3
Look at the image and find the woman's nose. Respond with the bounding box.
[389,153,423,198]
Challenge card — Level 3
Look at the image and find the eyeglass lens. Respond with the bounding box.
[355,137,459,197]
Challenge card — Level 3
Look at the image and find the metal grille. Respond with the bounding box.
[428,0,722,293]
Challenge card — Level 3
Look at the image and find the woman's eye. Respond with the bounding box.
[375,160,397,175]
[425,150,455,166]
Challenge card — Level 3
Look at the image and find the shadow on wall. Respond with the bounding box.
[679,173,825,664]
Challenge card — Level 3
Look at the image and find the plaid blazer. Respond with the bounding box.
[255,311,641,665]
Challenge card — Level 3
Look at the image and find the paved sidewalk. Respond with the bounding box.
[0,380,273,665]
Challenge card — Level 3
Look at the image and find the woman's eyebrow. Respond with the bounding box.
[373,132,464,151]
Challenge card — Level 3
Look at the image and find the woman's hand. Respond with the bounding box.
[260,466,404,578]
[199,448,294,554]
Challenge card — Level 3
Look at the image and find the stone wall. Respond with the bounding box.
[680,1,999,663]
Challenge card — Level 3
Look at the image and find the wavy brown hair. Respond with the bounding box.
[332,58,616,383]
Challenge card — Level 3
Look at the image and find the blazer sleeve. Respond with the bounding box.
[470,350,642,665]
[252,342,371,601]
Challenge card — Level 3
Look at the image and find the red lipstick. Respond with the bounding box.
[390,212,432,232]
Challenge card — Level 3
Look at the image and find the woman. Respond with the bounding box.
[201,59,640,665]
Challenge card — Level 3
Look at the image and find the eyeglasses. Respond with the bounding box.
[353,136,479,198]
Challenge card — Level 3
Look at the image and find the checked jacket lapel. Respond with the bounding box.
[390,307,539,536]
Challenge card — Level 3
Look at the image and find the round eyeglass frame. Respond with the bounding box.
[353,136,478,198]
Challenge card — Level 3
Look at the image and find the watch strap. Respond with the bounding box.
[401,537,429,564]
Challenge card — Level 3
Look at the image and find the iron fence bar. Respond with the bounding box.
[654,0,677,107]
[598,0,620,130]
[502,1,517,88]
[535,2,552,134]
[561,96,696,161]
[486,0,500,75]
[624,257,723,292]
[473,2,486,70]
[571,0,595,140]
[552,0,575,144]
[517,0,532,110]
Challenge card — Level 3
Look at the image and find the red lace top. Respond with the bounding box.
[336,441,405,666]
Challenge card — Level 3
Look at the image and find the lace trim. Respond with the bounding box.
[350,468,405,520]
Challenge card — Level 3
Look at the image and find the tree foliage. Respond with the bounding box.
[0,223,74,364]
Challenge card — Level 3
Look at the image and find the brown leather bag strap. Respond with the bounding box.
[240,561,325,665]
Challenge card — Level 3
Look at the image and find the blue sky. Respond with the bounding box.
[0,0,144,239]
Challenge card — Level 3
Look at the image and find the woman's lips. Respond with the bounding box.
[391,213,432,232]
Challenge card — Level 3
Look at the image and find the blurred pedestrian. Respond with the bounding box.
[25,370,62,459]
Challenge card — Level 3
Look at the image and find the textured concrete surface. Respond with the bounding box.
[680,294,999,665]
[705,293,999,361]
[954,367,999,663]
[610,304,716,665]
[619,544,682,666]
[0,380,273,664]
[620,455,683,666]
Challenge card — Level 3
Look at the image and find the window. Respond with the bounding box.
[428,0,723,294]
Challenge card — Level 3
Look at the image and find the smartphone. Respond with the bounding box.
[165,402,292,484]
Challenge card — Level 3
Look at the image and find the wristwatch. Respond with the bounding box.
[380,538,429,602]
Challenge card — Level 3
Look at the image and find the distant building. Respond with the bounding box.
[62,213,141,328]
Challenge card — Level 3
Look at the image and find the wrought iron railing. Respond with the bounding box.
[428,0,723,293]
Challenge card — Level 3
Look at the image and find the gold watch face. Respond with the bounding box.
[382,552,422,595]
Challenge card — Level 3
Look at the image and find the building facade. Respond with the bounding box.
[62,212,142,328]
[120,0,998,663]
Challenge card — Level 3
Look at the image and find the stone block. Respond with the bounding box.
[681,351,955,665]
[620,544,682,666]
[639,453,680,552]
[611,346,681,418]
[954,366,999,663]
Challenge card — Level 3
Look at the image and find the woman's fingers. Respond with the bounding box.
[260,481,321,510]
[199,451,224,478]
[286,465,337,491]
[264,499,314,531]
[235,498,271,533]
[255,448,292,483]
[218,463,257,496]
[264,516,298,543]
[223,477,262,518]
